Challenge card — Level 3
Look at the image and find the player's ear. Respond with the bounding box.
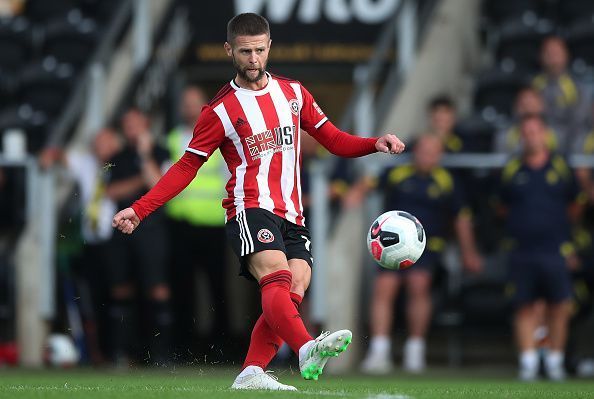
[224,42,232,57]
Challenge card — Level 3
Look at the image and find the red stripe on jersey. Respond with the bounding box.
[256,94,286,219]
[221,93,263,216]
[277,80,305,225]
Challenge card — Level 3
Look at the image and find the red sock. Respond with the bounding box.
[242,292,304,370]
[259,270,312,353]
[242,314,283,369]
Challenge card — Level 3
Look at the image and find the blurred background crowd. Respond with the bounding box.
[0,0,594,381]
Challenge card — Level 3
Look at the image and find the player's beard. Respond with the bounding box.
[233,55,266,83]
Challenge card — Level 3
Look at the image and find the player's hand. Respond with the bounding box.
[112,207,140,234]
[376,134,405,154]
[462,250,483,274]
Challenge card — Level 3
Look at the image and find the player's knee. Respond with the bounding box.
[406,273,431,297]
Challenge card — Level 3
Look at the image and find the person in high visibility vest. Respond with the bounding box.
[166,86,230,358]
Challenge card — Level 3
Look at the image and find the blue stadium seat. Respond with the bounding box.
[0,17,34,71]
[474,68,530,118]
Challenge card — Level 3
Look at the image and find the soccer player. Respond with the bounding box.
[499,114,582,381]
[112,13,404,390]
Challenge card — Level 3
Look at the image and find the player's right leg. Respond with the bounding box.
[361,271,400,374]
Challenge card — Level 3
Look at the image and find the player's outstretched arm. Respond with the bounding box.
[112,207,140,234]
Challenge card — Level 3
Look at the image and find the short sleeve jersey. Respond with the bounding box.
[499,154,579,250]
[378,164,467,241]
[186,72,328,226]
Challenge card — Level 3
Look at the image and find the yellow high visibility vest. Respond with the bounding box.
[165,127,226,226]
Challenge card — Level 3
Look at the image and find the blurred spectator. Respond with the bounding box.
[0,0,24,16]
[493,87,559,154]
[532,36,591,153]
[498,114,583,381]
[105,108,172,366]
[165,86,229,358]
[40,128,122,363]
[426,96,464,153]
[354,134,482,374]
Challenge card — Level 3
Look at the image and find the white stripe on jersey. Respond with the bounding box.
[290,82,305,223]
[185,148,208,157]
[213,103,247,214]
[269,80,298,224]
[235,92,276,213]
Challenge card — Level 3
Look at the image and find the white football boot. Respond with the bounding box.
[231,366,297,391]
[544,351,566,382]
[299,330,352,381]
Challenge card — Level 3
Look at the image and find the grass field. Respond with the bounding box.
[1,367,594,399]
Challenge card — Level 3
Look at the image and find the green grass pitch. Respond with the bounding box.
[1,368,593,398]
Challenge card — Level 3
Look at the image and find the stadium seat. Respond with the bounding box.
[24,0,77,22]
[0,105,50,153]
[557,0,594,25]
[17,58,75,118]
[41,10,99,70]
[482,0,542,25]
[473,68,530,118]
[495,19,553,73]
[454,115,496,153]
[566,18,594,72]
[0,17,34,71]
[79,0,120,22]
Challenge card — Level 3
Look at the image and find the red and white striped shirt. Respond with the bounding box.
[131,73,379,226]
[187,73,329,225]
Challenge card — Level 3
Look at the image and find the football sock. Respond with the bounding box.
[545,350,564,369]
[149,299,173,364]
[242,292,303,370]
[259,270,312,354]
[242,314,284,369]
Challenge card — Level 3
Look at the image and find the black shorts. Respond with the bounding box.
[226,208,313,280]
[507,250,572,306]
[107,214,169,290]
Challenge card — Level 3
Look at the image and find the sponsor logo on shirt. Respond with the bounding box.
[245,125,296,160]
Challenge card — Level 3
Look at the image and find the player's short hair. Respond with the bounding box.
[227,13,270,44]
[428,95,455,112]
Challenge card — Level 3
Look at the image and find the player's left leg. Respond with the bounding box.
[403,269,432,373]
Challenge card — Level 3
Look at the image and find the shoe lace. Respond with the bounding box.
[264,370,279,381]
[315,331,330,342]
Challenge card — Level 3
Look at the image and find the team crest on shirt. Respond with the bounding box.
[289,99,299,115]
[257,229,275,243]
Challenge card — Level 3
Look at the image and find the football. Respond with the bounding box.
[367,210,426,270]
